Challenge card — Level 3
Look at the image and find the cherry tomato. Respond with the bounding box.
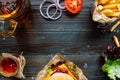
[64,0,82,14]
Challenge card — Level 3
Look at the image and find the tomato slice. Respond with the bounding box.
[64,0,82,14]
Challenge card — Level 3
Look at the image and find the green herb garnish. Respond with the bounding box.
[47,67,52,74]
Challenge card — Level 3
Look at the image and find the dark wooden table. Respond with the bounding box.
[0,0,119,80]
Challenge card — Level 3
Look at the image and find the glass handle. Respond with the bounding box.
[0,20,17,38]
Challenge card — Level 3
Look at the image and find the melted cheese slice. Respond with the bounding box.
[48,73,74,80]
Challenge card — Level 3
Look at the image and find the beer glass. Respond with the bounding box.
[0,0,30,37]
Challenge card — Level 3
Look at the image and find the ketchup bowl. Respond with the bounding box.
[0,57,18,77]
[0,53,26,78]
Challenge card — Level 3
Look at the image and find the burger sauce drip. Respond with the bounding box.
[1,58,17,73]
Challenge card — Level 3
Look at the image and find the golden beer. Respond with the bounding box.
[0,0,31,37]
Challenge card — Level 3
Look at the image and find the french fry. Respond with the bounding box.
[116,0,120,3]
[107,0,117,5]
[103,12,120,17]
[98,0,109,5]
[102,9,113,13]
[110,20,120,32]
[97,5,103,11]
[113,12,120,17]
[103,4,118,9]
[113,35,120,47]
[111,8,118,12]
[102,9,114,16]
[117,4,120,11]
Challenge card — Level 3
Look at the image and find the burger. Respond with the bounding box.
[36,53,88,80]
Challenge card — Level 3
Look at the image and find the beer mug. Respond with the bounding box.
[0,0,30,37]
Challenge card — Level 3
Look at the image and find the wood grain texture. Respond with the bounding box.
[0,0,120,80]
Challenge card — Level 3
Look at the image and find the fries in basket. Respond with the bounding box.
[92,0,120,31]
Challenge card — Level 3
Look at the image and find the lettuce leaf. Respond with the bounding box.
[102,57,120,80]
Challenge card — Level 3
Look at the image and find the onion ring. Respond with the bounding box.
[39,0,48,19]
[39,0,64,20]
[46,4,62,20]
[56,0,65,10]
[39,0,58,19]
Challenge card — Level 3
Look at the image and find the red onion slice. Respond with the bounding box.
[39,0,58,19]
[39,0,49,19]
[46,4,62,20]
[55,0,65,10]
[39,0,64,20]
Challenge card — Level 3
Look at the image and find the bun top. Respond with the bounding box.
[48,73,74,80]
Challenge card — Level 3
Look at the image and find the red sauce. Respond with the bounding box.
[1,58,17,73]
